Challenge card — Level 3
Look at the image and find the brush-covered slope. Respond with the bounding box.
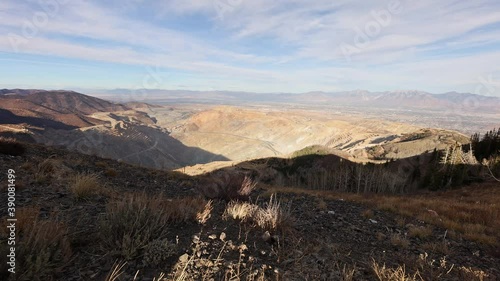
[1,139,498,280]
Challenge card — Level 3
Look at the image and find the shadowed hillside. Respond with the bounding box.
[1,139,498,280]
[0,90,129,128]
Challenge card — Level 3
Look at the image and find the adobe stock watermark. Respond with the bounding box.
[475,74,499,97]
[6,169,17,274]
[213,0,242,20]
[8,0,69,53]
[339,0,405,62]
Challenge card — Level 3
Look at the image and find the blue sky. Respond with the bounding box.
[1,0,500,95]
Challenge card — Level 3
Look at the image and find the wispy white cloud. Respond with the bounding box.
[1,0,500,94]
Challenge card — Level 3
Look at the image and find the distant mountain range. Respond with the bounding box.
[91,89,500,114]
[0,89,480,170]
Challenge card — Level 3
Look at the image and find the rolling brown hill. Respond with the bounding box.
[0,89,129,128]
[0,89,474,172]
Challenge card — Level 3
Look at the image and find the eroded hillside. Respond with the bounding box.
[0,90,470,171]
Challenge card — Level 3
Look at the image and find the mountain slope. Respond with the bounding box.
[1,140,498,280]
[0,89,129,128]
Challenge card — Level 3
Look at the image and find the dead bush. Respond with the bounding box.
[99,193,208,260]
[223,201,259,222]
[34,158,68,184]
[408,225,433,239]
[255,194,294,232]
[372,260,418,281]
[196,200,213,224]
[390,233,410,249]
[198,172,258,201]
[70,173,101,199]
[0,137,26,156]
[0,210,72,280]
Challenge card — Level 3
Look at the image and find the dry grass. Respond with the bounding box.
[198,172,258,201]
[255,194,294,232]
[169,240,270,281]
[196,200,213,224]
[70,173,101,199]
[95,160,109,168]
[421,241,450,255]
[316,198,328,211]
[0,207,72,280]
[20,161,34,171]
[458,266,490,281]
[104,168,118,177]
[372,260,419,281]
[371,250,484,281]
[395,217,406,228]
[223,195,294,233]
[390,233,410,249]
[340,264,357,281]
[99,193,209,260]
[362,209,375,219]
[264,181,500,245]
[224,201,259,222]
[372,252,459,281]
[370,187,499,245]
[34,158,71,184]
[407,226,433,239]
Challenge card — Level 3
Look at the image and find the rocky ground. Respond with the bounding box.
[0,142,498,280]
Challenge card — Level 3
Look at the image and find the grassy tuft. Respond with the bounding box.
[224,201,259,222]
[255,194,294,232]
[407,225,433,239]
[70,173,101,199]
[390,233,410,249]
[99,193,208,260]
[0,208,72,280]
[372,260,418,281]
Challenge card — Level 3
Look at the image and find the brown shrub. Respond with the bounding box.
[255,194,294,232]
[421,241,450,255]
[34,158,63,184]
[372,260,418,281]
[408,225,433,239]
[104,168,118,177]
[390,233,410,248]
[70,173,101,199]
[223,201,259,222]
[197,171,257,201]
[99,193,209,260]
[0,210,72,280]
[0,137,26,156]
[361,209,374,219]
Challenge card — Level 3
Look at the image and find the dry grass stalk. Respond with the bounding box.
[407,226,433,239]
[390,233,410,249]
[70,172,101,199]
[224,201,259,222]
[372,260,419,281]
[99,193,208,260]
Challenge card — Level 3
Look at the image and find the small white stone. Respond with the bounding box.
[219,232,226,241]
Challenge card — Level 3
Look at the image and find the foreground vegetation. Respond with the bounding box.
[0,134,499,280]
